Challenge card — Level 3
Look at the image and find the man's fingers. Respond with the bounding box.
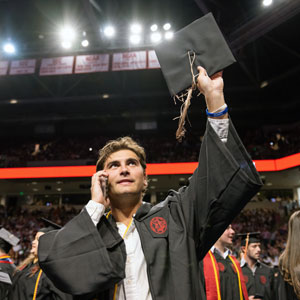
[197,66,207,76]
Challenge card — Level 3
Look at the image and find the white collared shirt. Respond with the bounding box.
[210,245,231,259]
[86,200,152,300]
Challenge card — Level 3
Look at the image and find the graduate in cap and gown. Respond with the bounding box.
[239,232,274,300]
[274,210,300,300]
[9,219,72,300]
[38,13,262,299]
[199,225,249,300]
[0,228,19,300]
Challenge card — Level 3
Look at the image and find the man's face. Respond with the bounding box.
[247,242,261,261]
[219,225,235,246]
[104,149,147,199]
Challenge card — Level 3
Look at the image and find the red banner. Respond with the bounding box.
[9,59,36,75]
[40,56,74,76]
[75,54,109,74]
[112,51,147,71]
[148,50,160,69]
[0,61,9,76]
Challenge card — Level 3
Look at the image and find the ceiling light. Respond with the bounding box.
[3,43,15,54]
[10,99,18,104]
[165,31,174,40]
[102,94,110,99]
[130,24,142,34]
[104,26,115,37]
[151,32,162,43]
[81,39,89,47]
[262,0,272,6]
[260,81,268,88]
[129,34,141,45]
[150,24,158,32]
[61,41,72,49]
[59,26,76,41]
[163,23,171,31]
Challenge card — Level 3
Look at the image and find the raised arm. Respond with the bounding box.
[176,67,262,259]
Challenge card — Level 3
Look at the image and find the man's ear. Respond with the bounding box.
[144,174,148,189]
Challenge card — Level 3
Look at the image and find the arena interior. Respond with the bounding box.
[0,0,300,270]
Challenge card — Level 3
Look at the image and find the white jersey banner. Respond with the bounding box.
[0,61,9,76]
[112,51,147,71]
[40,56,74,76]
[75,54,109,74]
[9,59,36,75]
[148,50,160,69]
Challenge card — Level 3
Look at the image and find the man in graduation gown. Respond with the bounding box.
[0,229,19,300]
[38,66,262,299]
[240,234,274,300]
[199,225,249,300]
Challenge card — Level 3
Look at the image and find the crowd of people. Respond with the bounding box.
[0,205,292,268]
[1,121,299,168]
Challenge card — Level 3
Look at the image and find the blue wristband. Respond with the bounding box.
[206,106,228,117]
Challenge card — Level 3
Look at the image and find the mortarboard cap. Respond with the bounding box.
[236,232,261,245]
[238,232,261,246]
[236,232,261,259]
[0,228,20,253]
[154,13,236,141]
[39,217,62,234]
[154,12,236,97]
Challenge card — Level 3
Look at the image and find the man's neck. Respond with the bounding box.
[111,199,143,226]
[245,255,257,269]
[214,240,227,254]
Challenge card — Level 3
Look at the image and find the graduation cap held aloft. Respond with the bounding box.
[236,232,261,259]
[0,228,20,253]
[154,12,236,141]
[39,217,62,234]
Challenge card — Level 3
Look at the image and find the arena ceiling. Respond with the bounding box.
[0,0,299,138]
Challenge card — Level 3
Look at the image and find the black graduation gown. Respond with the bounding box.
[242,261,274,300]
[0,258,15,300]
[9,262,72,300]
[274,270,300,300]
[38,119,262,300]
[199,251,248,300]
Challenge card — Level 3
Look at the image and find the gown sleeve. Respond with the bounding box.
[178,119,262,259]
[38,208,126,295]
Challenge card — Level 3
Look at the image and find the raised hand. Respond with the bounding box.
[91,171,110,208]
[197,66,227,117]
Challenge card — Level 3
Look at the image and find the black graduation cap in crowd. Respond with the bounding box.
[154,12,236,141]
[238,232,261,247]
[0,228,20,253]
[39,217,62,233]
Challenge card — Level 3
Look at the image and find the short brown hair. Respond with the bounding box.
[96,136,146,171]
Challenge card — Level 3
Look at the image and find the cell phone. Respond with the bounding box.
[254,294,264,299]
[100,176,108,199]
